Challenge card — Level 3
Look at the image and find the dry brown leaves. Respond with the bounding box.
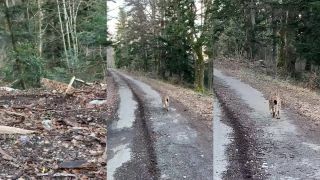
[0,82,111,179]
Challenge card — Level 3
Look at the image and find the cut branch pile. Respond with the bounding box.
[40,77,76,95]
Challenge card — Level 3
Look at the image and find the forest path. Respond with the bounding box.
[107,69,213,180]
[214,68,320,179]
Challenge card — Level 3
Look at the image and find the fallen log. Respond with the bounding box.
[0,125,36,134]
[75,78,107,89]
[65,76,76,95]
[37,173,77,178]
[74,78,93,86]
[0,87,17,92]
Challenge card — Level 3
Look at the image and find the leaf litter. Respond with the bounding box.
[0,77,117,179]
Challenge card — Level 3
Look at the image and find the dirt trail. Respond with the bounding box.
[214,68,320,179]
[107,70,157,179]
[107,69,213,180]
[216,59,320,124]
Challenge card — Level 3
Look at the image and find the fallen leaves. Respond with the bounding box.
[0,77,113,179]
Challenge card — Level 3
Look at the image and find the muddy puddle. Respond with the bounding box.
[107,144,131,180]
[111,87,137,130]
[117,74,162,107]
[213,98,233,180]
[107,72,138,180]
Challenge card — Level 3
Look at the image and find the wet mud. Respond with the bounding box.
[213,99,233,179]
[107,70,158,180]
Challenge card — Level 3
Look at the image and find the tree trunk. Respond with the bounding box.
[4,0,16,51]
[278,8,296,77]
[158,0,166,77]
[194,45,204,92]
[286,45,296,77]
[305,60,311,71]
[62,0,72,71]
[22,0,31,35]
[245,0,256,61]
[144,48,148,71]
[38,0,43,57]
[106,0,108,70]
[208,58,213,92]
[73,0,81,59]
[271,6,277,75]
[68,0,81,66]
[277,9,287,70]
[285,10,296,77]
[56,0,70,69]
[3,0,25,89]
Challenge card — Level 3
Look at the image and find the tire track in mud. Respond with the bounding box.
[115,71,160,179]
[106,70,120,127]
[214,78,265,179]
[111,70,213,179]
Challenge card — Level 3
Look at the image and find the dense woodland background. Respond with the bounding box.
[209,0,320,89]
[1,0,320,91]
[114,0,214,92]
[114,0,320,91]
[0,0,110,89]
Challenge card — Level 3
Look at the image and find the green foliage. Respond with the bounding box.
[211,0,320,80]
[114,2,151,72]
[3,43,43,88]
[216,19,246,57]
[78,54,106,81]
[114,44,130,68]
[78,0,107,46]
[0,0,109,88]
[296,1,320,66]
[115,0,200,85]
[45,67,69,82]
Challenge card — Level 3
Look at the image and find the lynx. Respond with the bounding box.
[268,91,281,119]
[162,95,169,111]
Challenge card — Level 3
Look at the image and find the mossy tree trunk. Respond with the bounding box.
[194,44,204,92]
